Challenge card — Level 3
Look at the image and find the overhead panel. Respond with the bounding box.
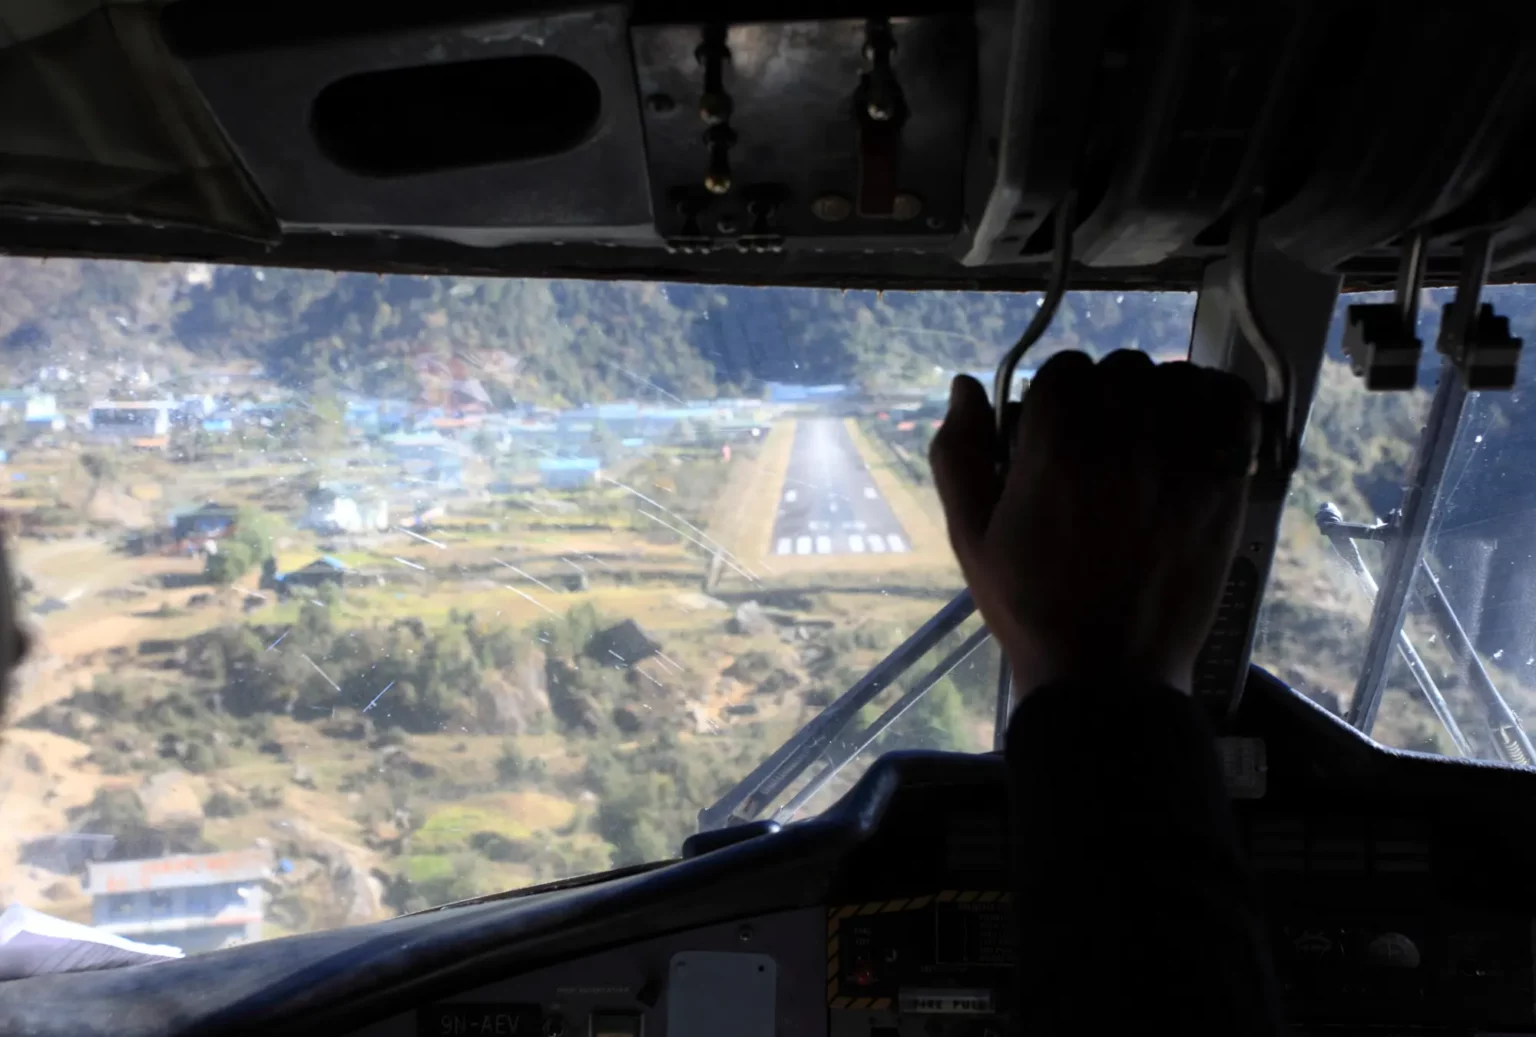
[630,17,974,256]
[1069,2,1303,269]
[3,0,1536,286]
[1263,5,1536,273]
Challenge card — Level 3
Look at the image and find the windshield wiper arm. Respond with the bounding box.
[1317,504,1471,756]
[1348,356,1471,733]
[1351,235,1493,731]
[1416,561,1534,765]
[697,588,977,831]
[1319,503,1534,765]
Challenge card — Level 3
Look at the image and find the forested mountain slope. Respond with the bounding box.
[0,258,1197,403]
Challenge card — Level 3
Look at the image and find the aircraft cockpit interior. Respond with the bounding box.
[5,1,1536,1034]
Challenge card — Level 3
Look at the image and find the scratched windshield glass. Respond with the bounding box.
[0,259,1193,951]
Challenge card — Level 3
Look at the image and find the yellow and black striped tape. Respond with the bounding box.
[826,891,1009,1008]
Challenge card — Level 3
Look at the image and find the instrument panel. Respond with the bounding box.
[344,683,1536,1037]
[1244,810,1536,1031]
[827,891,1011,1037]
[348,909,823,1037]
[348,782,1019,1037]
[347,891,1019,1037]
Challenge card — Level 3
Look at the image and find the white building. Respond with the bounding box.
[24,394,58,425]
[305,486,389,534]
[87,848,272,954]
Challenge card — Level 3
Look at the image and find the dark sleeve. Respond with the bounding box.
[1005,679,1280,1035]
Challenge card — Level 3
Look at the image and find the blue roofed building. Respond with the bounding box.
[274,555,351,596]
[385,431,471,488]
[554,400,732,446]
[539,456,602,490]
[764,383,851,403]
[172,502,239,541]
[345,397,413,436]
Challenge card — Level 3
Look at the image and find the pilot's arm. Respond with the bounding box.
[930,352,1281,1035]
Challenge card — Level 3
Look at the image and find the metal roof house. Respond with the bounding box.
[538,456,602,489]
[275,556,351,595]
[171,502,239,541]
[87,399,175,440]
[86,848,273,954]
[385,431,472,488]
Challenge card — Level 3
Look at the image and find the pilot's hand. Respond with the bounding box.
[929,350,1258,700]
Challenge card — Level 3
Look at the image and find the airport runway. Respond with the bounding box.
[770,418,909,556]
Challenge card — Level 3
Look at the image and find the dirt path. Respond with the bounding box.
[0,727,110,921]
[17,586,245,717]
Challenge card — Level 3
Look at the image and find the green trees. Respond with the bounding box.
[79,451,116,488]
[0,255,1225,410]
[882,677,973,754]
[203,507,285,586]
[205,539,256,585]
[535,601,604,660]
[381,854,489,915]
[496,742,529,783]
[593,774,676,865]
[583,732,738,866]
[189,606,529,733]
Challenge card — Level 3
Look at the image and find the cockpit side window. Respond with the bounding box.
[1255,286,1536,762]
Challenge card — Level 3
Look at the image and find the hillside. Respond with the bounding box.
[0,258,1196,403]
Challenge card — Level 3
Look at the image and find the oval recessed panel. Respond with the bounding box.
[311,54,601,178]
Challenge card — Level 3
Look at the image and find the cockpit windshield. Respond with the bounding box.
[0,258,1193,951]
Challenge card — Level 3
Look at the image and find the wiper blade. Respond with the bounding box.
[1319,503,1534,765]
[1350,236,1491,731]
[1318,504,1472,756]
[1348,356,1471,733]
[1416,561,1534,765]
[698,588,977,831]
